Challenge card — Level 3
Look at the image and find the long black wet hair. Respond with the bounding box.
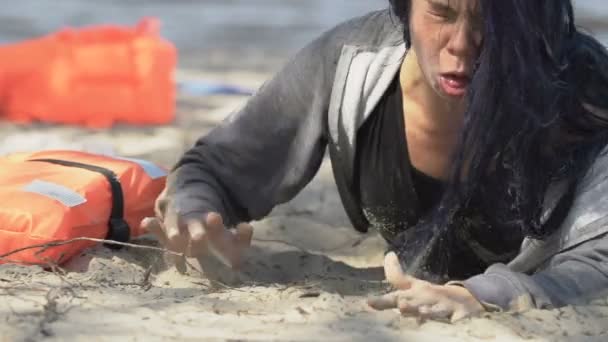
[388,0,608,282]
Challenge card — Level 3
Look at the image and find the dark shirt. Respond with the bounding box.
[355,75,523,280]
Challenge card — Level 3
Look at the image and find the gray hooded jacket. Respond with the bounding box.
[159,9,608,311]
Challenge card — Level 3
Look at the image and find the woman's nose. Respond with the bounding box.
[446,21,480,59]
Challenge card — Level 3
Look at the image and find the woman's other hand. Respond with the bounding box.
[140,212,253,269]
[368,252,485,323]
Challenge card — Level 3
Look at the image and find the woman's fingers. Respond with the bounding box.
[369,282,460,320]
[141,217,170,247]
[141,216,188,267]
[368,289,446,317]
[186,219,205,241]
[420,303,453,320]
[217,223,253,269]
[163,207,184,242]
[397,295,414,315]
[451,308,471,323]
[200,213,237,267]
[368,280,486,323]
[141,217,161,236]
[141,212,254,269]
[203,212,224,236]
[235,223,254,249]
[185,213,254,268]
[397,288,439,315]
[367,292,399,310]
[368,290,439,315]
[384,252,413,289]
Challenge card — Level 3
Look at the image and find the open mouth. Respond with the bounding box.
[439,73,471,97]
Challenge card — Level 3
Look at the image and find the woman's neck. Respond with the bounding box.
[400,50,466,180]
[400,50,465,135]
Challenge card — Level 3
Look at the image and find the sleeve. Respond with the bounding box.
[156,18,360,227]
[461,147,608,311]
[461,234,608,311]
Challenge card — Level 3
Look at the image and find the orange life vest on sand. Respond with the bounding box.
[0,18,176,128]
[0,150,167,265]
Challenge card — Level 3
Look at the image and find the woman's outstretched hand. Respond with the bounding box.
[141,212,253,269]
[368,252,485,323]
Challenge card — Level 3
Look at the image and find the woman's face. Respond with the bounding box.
[408,0,483,100]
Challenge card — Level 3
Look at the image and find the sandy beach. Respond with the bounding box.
[1,2,608,340]
[0,69,607,341]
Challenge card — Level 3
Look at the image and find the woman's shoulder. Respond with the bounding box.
[551,142,608,249]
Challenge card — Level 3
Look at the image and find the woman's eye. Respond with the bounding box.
[429,6,454,20]
[430,10,448,18]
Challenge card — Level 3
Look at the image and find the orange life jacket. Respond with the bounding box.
[0,150,166,265]
[0,18,176,128]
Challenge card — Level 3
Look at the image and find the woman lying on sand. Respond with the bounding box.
[143,0,608,322]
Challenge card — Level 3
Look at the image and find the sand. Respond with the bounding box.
[1,70,608,342]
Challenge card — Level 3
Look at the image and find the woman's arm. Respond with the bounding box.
[463,234,608,311]
[367,235,608,322]
[369,145,608,320]
[157,19,359,227]
[464,144,608,311]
